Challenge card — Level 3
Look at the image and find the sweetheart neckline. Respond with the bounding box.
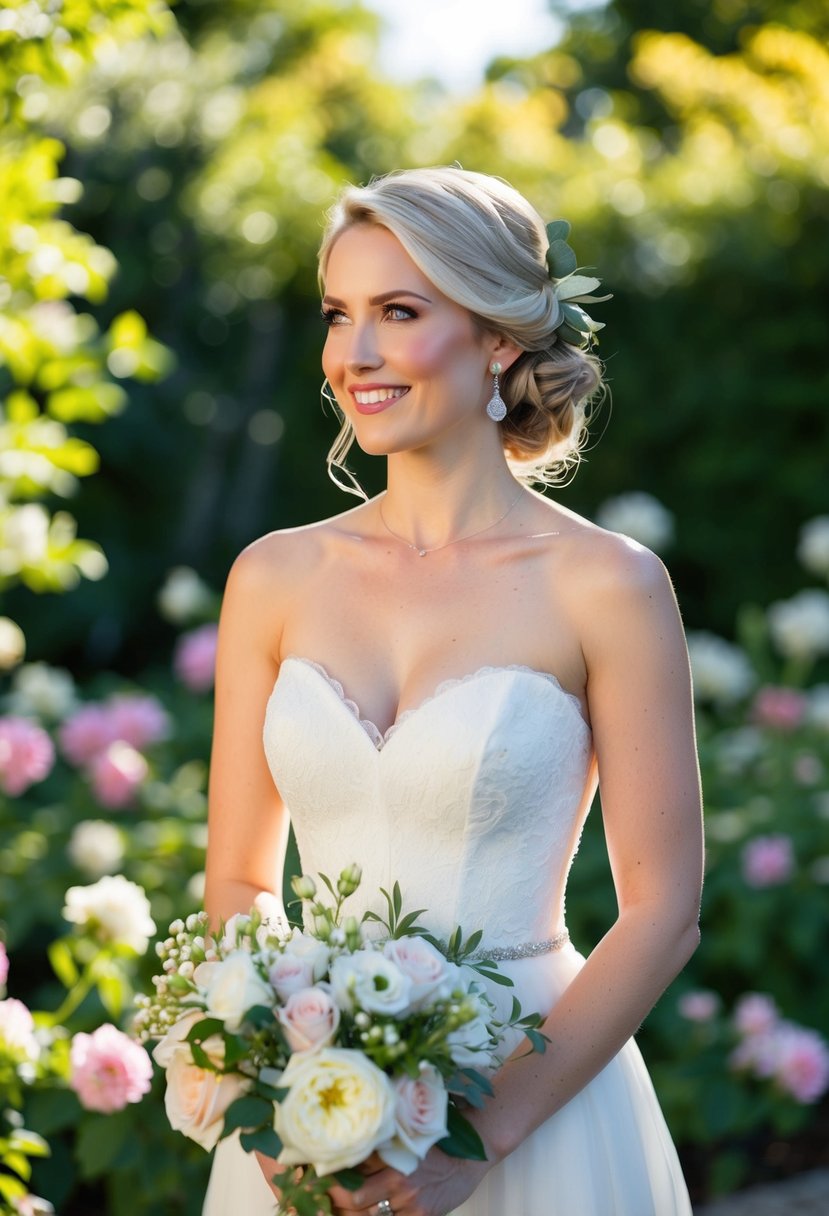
[271,654,591,750]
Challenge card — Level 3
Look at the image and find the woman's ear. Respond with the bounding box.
[487,335,523,374]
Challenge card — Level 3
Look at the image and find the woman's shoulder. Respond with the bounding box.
[226,502,372,589]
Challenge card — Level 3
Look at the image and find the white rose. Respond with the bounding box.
[275,1047,396,1174]
[277,986,340,1053]
[378,1065,449,1175]
[768,590,829,661]
[67,820,124,877]
[203,951,273,1032]
[330,952,412,1016]
[595,492,674,551]
[269,953,315,1000]
[382,937,452,1009]
[157,566,213,624]
[8,662,76,719]
[62,875,156,954]
[152,1010,205,1069]
[284,929,331,981]
[686,632,755,706]
[447,1013,496,1069]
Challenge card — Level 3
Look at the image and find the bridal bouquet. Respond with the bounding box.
[135,865,546,1215]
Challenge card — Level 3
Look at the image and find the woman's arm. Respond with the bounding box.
[333,536,703,1215]
[204,540,290,931]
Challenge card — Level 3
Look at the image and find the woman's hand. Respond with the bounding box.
[326,1146,492,1216]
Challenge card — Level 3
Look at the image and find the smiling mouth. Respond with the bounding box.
[352,387,409,405]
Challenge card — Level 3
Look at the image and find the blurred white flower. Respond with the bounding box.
[0,504,49,571]
[807,685,829,732]
[62,875,156,953]
[714,727,766,776]
[768,590,829,661]
[595,492,674,550]
[186,870,206,902]
[8,662,76,720]
[797,516,829,579]
[157,567,212,624]
[687,632,755,706]
[68,821,125,877]
[0,617,25,670]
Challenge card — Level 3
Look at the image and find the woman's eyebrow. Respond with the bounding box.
[321,289,433,307]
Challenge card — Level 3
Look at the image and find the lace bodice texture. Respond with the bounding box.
[263,657,595,949]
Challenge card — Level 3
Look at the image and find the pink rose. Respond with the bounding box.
[677,990,721,1023]
[69,1024,152,1112]
[277,986,340,1053]
[0,716,55,795]
[59,704,117,766]
[741,834,795,888]
[108,694,169,749]
[174,624,218,693]
[383,936,452,1009]
[379,1065,449,1175]
[733,992,779,1037]
[752,685,808,731]
[771,1025,829,1103]
[269,953,316,1001]
[89,740,148,808]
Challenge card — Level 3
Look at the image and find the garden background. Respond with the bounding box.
[1,0,828,1211]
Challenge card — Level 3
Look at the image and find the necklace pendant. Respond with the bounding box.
[418,549,427,557]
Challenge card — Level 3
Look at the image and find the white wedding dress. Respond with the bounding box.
[204,657,692,1216]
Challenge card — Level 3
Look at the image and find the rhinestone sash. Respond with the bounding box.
[452,929,570,963]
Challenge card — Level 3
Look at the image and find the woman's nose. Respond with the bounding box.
[344,323,383,374]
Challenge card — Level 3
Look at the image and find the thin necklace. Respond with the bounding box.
[378,486,524,557]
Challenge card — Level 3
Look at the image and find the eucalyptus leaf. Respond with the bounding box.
[545,219,571,244]
[546,239,578,278]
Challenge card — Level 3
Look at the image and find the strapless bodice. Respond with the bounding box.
[263,657,594,950]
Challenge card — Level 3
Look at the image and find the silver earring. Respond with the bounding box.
[486,361,507,421]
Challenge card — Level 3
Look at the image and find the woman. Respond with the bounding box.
[203,167,703,1216]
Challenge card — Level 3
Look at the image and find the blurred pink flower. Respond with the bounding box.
[59,704,117,766]
[0,716,55,795]
[751,685,808,731]
[174,623,218,692]
[108,694,169,749]
[0,997,39,1061]
[730,1031,779,1078]
[741,834,795,888]
[70,1023,153,1113]
[772,1025,829,1103]
[733,992,779,1037]
[0,941,8,988]
[677,990,721,1022]
[89,741,148,809]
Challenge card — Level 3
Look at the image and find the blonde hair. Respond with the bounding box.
[319,166,605,495]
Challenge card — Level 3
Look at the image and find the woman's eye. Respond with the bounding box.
[383,303,417,321]
[321,307,347,326]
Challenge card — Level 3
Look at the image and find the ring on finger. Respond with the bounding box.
[375,1201,394,1216]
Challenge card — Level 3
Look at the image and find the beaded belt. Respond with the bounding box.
[459,930,570,963]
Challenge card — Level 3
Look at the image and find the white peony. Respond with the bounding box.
[686,632,755,706]
[62,875,156,953]
[595,492,674,551]
[330,951,412,1016]
[768,590,829,661]
[202,951,273,1032]
[8,662,76,719]
[797,516,829,579]
[378,1064,449,1175]
[157,566,213,624]
[275,1047,396,1175]
[67,820,124,877]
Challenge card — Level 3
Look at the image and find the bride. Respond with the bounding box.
[202,167,703,1216]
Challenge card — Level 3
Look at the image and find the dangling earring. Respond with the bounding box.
[486,361,507,422]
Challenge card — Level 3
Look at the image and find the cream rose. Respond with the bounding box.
[378,1065,449,1174]
[277,985,340,1053]
[275,1047,396,1175]
[269,953,315,1001]
[203,952,273,1032]
[330,952,412,1016]
[383,937,452,1009]
[153,1012,250,1150]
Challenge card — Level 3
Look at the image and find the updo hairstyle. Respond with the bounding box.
[319,166,605,494]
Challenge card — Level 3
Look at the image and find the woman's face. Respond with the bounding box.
[321,224,497,457]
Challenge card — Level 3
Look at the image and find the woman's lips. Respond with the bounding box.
[351,386,410,415]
